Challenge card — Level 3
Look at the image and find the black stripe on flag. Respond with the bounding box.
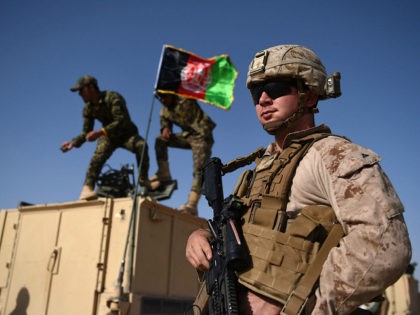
[156,47,190,92]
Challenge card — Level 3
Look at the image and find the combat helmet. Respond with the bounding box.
[247,45,341,133]
[247,45,341,100]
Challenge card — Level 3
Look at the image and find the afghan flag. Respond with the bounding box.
[155,45,238,110]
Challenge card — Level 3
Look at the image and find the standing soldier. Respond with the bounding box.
[186,45,411,314]
[150,93,216,216]
[61,75,150,200]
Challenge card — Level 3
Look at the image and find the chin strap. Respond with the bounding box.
[262,80,318,135]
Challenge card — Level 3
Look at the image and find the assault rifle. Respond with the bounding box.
[202,157,250,315]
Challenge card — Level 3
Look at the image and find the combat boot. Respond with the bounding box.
[79,185,98,200]
[149,161,172,190]
[178,191,200,216]
[139,177,152,189]
[138,177,152,197]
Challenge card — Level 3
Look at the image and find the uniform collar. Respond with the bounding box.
[265,124,331,155]
[283,124,331,148]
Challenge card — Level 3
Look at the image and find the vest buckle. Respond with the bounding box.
[281,289,309,315]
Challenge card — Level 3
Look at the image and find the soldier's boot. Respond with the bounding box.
[138,168,154,196]
[79,185,98,200]
[178,191,200,216]
[138,177,152,191]
[149,161,172,190]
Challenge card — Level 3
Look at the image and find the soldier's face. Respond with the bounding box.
[78,86,89,102]
[254,87,300,127]
[79,85,96,103]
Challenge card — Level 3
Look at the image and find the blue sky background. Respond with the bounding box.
[1,1,419,281]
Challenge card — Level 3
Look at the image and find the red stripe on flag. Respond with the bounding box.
[177,54,215,100]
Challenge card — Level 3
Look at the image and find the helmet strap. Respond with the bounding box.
[262,80,318,134]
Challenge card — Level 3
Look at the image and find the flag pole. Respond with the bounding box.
[111,45,167,310]
[154,44,167,90]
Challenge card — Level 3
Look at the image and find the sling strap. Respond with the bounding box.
[281,221,344,314]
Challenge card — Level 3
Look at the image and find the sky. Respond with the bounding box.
[1,1,419,282]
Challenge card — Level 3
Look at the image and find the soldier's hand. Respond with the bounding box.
[161,127,171,140]
[186,229,213,272]
[60,141,74,152]
[86,130,104,142]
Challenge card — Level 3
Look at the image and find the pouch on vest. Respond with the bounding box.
[238,205,342,305]
[234,128,345,311]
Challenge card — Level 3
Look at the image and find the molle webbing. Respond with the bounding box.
[239,206,343,308]
[242,132,331,227]
[237,131,344,314]
[282,219,344,314]
[263,141,310,214]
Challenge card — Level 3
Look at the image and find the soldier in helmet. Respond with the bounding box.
[149,92,216,216]
[186,45,411,314]
[60,75,150,200]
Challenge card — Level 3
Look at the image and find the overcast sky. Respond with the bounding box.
[1,0,419,280]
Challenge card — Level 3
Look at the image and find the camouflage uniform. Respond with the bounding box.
[293,132,411,314]
[155,96,215,193]
[72,90,149,188]
[186,44,411,313]
[238,126,411,314]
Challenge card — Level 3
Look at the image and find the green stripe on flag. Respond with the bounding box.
[205,56,238,110]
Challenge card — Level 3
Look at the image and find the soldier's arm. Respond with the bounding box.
[307,137,411,314]
[71,106,94,147]
[159,107,173,132]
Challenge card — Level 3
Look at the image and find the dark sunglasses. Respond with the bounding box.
[250,80,296,105]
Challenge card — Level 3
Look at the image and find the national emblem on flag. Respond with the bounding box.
[155,45,238,110]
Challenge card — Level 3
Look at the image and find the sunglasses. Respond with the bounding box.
[250,80,296,105]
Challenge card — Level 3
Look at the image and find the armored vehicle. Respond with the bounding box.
[0,196,206,315]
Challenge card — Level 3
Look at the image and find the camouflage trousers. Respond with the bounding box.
[155,132,213,194]
[84,134,149,188]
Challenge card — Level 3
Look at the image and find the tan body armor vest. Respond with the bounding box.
[231,127,344,314]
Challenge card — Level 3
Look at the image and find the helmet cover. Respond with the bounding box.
[247,45,327,98]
